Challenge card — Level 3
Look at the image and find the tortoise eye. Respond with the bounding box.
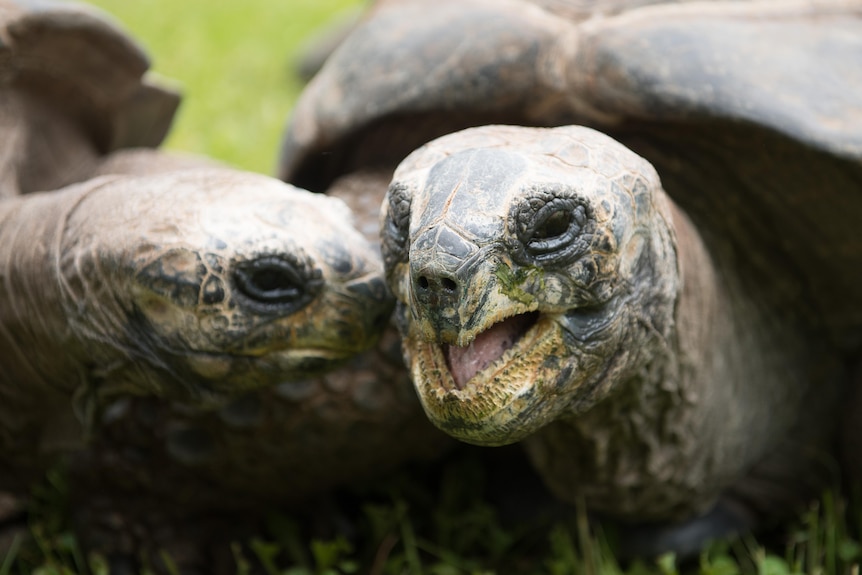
[526,201,582,256]
[233,256,321,312]
[512,193,590,266]
[532,210,572,241]
[237,265,301,302]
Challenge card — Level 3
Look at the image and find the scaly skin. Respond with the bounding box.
[0,169,392,490]
[0,2,451,568]
[382,125,842,523]
[279,2,862,549]
[58,170,452,571]
[65,170,451,505]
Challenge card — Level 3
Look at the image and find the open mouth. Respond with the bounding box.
[443,311,539,390]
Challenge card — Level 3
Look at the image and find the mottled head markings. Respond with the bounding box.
[57,170,392,404]
[382,126,676,445]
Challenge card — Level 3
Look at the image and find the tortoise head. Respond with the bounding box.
[60,169,391,403]
[381,125,679,445]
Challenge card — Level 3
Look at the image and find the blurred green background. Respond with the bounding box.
[87,0,363,174]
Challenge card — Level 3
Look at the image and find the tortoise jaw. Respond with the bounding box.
[186,346,353,382]
[406,312,569,446]
[443,312,539,390]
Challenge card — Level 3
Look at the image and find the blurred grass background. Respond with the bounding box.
[88,0,363,174]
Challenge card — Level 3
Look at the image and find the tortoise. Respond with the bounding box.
[293,3,366,82]
[277,0,862,555]
[0,1,449,567]
[62,171,452,571]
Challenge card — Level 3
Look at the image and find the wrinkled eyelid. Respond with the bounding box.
[525,182,579,200]
[515,188,578,230]
[385,183,413,237]
[230,248,315,282]
[230,254,322,313]
[386,181,411,203]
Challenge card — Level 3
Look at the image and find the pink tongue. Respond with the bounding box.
[445,314,535,390]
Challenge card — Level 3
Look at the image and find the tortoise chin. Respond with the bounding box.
[404,312,574,446]
[179,346,358,398]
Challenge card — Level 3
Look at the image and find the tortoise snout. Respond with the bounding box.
[412,267,461,309]
[409,224,476,310]
[408,261,468,343]
[408,225,481,341]
[345,275,395,332]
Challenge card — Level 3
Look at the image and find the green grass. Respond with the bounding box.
[86,0,362,174]
[6,457,862,574]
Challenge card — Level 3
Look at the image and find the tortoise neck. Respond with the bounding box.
[0,185,97,464]
[526,196,843,520]
[522,198,733,518]
[0,187,95,393]
[667,199,724,401]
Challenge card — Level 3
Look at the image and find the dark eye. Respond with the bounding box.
[526,201,582,256]
[512,192,590,266]
[240,267,300,301]
[532,210,572,241]
[233,256,320,311]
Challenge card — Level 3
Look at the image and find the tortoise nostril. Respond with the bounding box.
[414,273,459,300]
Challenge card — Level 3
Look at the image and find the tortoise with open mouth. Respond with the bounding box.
[279,0,862,555]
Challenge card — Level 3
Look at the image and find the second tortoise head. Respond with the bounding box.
[59,169,392,402]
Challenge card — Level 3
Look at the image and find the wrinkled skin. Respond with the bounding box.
[0,2,451,569]
[0,168,393,489]
[383,125,842,525]
[62,171,451,569]
[280,0,862,556]
[382,127,679,446]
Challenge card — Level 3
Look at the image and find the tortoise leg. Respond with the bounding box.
[614,498,754,560]
[841,360,862,486]
[0,492,27,561]
[105,553,140,575]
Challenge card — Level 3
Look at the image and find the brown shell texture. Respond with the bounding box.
[277,0,862,557]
